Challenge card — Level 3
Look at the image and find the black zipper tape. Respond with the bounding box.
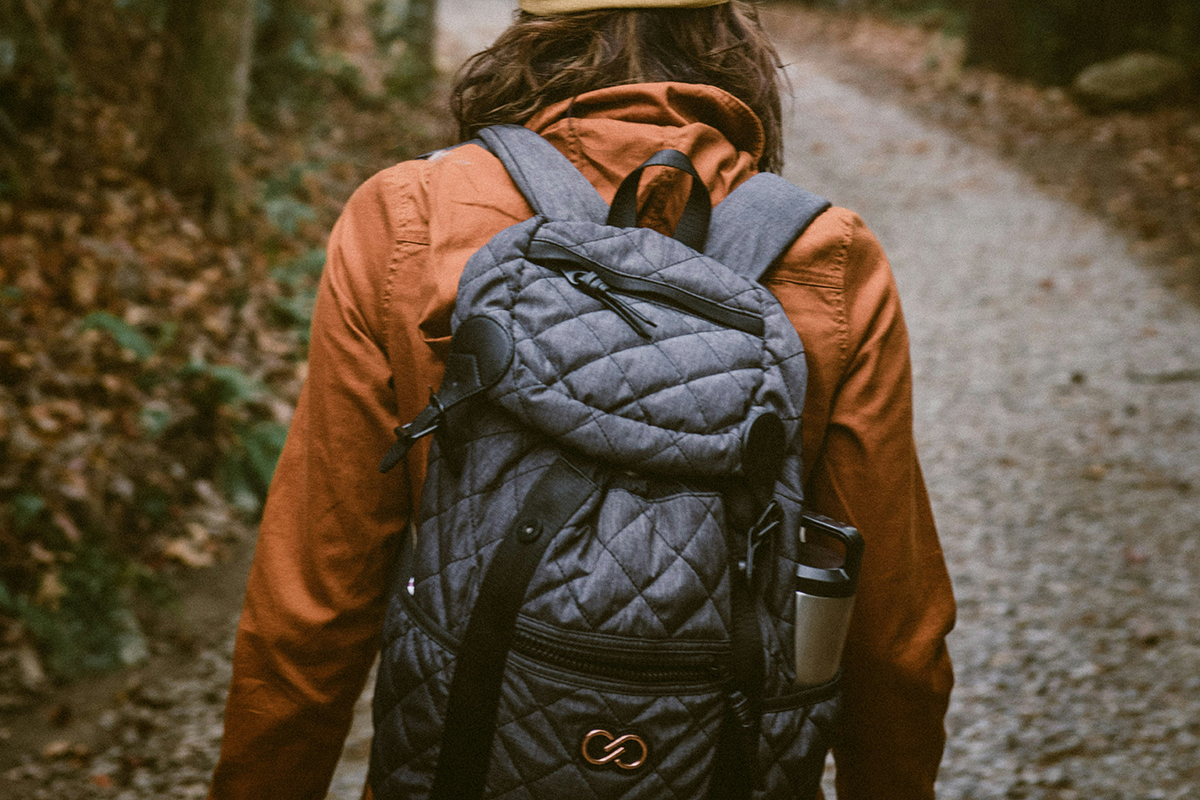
[528,238,765,337]
[400,588,727,690]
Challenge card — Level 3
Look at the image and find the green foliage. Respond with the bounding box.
[221,420,289,512]
[251,0,370,120]
[270,248,324,344]
[263,195,317,235]
[0,37,15,79]
[272,247,326,287]
[179,359,286,513]
[182,359,265,409]
[957,0,1200,85]
[260,162,322,235]
[1,490,155,677]
[369,0,438,101]
[271,291,316,335]
[139,403,172,437]
[80,311,156,361]
[11,492,46,531]
[251,0,322,111]
[0,546,149,677]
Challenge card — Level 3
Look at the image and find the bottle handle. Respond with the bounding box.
[800,511,864,584]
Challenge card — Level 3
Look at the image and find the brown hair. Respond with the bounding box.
[450,2,787,173]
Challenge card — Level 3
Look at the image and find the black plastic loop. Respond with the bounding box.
[607,149,712,252]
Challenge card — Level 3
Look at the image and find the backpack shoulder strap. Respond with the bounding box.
[705,173,832,283]
[477,125,609,223]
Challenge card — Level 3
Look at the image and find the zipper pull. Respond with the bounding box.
[727,689,755,729]
[564,270,656,339]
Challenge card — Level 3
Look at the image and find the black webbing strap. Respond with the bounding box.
[429,457,597,800]
[708,551,765,799]
[607,149,712,252]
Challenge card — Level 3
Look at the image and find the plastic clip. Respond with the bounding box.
[378,389,445,473]
[741,501,782,585]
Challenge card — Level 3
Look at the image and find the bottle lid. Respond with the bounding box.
[795,563,856,598]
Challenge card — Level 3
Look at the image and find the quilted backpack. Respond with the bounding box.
[370,124,841,800]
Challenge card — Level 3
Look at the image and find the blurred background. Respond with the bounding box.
[0,1,1197,798]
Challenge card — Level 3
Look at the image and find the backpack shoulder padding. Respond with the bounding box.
[477,125,609,223]
[706,173,831,283]
[479,125,829,286]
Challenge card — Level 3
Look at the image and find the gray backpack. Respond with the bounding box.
[370,125,838,800]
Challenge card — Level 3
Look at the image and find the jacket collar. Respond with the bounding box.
[528,82,765,164]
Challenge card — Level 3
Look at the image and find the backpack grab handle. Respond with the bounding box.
[607,149,712,252]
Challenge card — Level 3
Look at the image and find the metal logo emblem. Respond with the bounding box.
[581,729,648,771]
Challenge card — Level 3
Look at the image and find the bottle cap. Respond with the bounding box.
[795,563,856,598]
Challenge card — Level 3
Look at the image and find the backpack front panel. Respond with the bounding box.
[372,199,836,798]
[453,219,806,477]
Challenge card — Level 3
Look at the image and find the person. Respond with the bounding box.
[207,1,956,798]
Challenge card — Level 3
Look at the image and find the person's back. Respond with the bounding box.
[208,4,955,799]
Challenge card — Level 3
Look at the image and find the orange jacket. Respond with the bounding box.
[208,82,955,800]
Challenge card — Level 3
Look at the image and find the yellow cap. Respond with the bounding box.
[520,0,729,12]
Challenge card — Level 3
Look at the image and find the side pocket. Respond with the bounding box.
[755,675,843,800]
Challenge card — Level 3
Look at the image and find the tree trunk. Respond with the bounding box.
[156,0,256,216]
[965,0,1199,86]
[379,0,438,100]
[964,0,1024,77]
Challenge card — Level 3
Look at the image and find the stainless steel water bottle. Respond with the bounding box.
[794,512,865,687]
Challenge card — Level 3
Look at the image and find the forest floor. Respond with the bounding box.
[2,3,1199,799]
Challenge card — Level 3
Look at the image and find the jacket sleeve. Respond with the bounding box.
[208,170,411,800]
[775,210,956,799]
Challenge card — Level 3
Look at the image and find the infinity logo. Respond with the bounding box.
[581,729,648,770]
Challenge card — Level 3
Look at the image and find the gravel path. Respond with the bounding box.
[777,44,1200,799]
[6,4,1197,799]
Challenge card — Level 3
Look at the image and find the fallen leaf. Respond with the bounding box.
[185,521,211,544]
[35,570,67,610]
[51,510,83,543]
[1123,546,1148,566]
[162,537,215,568]
[17,641,48,691]
[48,703,72,727]
[41,740,72,760]
[29,542,56,564]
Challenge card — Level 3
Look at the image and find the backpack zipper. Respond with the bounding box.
[511,622,727,688]
[561,268,657,338]
[400,584,726,688]
[529,239,765,337]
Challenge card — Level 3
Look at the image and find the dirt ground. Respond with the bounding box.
[2,4,1198,799]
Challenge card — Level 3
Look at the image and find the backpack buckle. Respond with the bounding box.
[379,390,445,473]
[740,500,782,585]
